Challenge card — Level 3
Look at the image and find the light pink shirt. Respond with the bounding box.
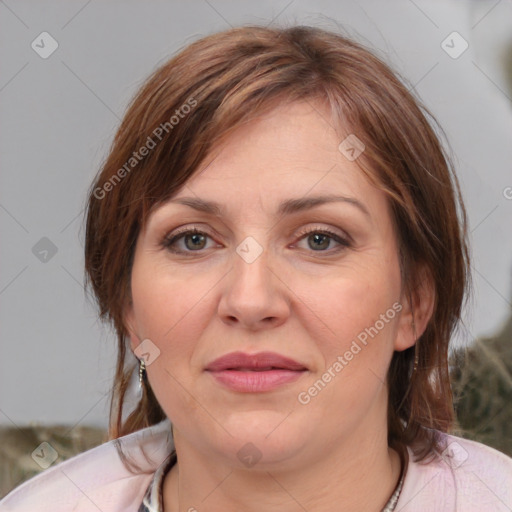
[1,419,511,511]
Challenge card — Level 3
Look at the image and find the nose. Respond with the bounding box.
[217,244,290,331]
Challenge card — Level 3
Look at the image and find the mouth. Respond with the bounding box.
[205,351,308,372]
[223,367,291,371]
[205,351,308,392]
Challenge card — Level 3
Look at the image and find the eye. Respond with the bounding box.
[162,228,217,254]
[294,227,350,253]
[162,225,351,255]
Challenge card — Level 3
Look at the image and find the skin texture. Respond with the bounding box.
[125,101,434,511]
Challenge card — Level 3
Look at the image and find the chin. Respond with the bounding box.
[210,413,309,469]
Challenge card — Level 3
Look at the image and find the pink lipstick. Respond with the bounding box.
[205,351,308,392]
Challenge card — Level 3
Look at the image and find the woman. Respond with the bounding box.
[2,25,511,512]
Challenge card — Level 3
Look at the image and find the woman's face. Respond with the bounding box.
[125,101,417,469]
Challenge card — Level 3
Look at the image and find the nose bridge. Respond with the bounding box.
[218,235,289,328]
[234,238,271,291]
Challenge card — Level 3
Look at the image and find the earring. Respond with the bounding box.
[138,358,146,397]
[413,344,419,373]
[411,316,419,373]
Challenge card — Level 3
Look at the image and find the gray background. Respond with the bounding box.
[1,0,511,430]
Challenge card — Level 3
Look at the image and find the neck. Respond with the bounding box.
[163,429,402,512]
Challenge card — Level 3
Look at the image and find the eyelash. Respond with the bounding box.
[162,225,351,256]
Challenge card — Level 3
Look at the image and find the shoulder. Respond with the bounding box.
[0,419,173,512]
[396,432,512,512]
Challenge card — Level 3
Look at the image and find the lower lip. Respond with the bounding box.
[207,369,306,392]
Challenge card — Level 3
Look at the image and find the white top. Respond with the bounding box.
[1,419,511,511]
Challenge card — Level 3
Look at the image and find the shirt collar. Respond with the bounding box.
[138,451,177,512]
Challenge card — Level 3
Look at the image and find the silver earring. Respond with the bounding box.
[138,358,146,396]
[413,344,419,373]
[411,316,419,373]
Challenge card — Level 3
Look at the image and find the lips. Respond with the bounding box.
[205,351,308,393]
[205,351,307,372]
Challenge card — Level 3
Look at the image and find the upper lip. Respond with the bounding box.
[205,351,308,371]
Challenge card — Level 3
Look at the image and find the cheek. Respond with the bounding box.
[294,267,400,356]
[293,274,400,421]
[132,270,216,421]
[131,262,215,342]
[129,267,212,414]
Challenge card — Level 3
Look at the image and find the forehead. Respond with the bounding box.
[166,101,387,220]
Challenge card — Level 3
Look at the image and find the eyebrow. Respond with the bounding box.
[170,195,370,218]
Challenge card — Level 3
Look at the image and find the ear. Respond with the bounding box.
[123,301,142,353]
[394,265,435,352]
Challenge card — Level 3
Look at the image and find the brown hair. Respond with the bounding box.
[84,24,470,461]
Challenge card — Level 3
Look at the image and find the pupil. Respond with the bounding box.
[186,233,205,250]
[309,233,329,250]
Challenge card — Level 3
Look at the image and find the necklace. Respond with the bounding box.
[381,457,406,512]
